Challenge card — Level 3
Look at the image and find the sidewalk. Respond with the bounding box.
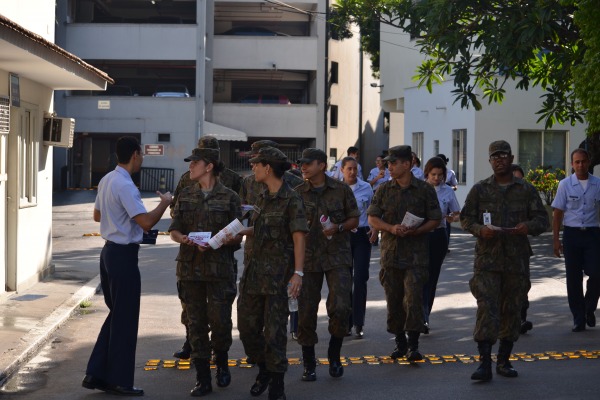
[0,190,575,388]
[0,190,165,387]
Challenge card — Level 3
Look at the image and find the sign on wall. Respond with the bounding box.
[144,144,164,156]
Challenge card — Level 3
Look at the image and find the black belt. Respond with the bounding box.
[564,226,600,232]
[353,226,370,233]
[105,240,140,247]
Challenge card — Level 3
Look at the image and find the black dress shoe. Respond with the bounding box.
[301,366,316,382]
[81,375,108,391]
[328,359,344,378]
[216,365,231,387]
[587,312,596,327]
[520,320,533,334]
[354,326,364,339]
[106,385,144,396]
[572,324,586,332]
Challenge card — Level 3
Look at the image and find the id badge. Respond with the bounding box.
[483,212,491,225]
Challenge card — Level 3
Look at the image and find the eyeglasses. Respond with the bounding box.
[490,153,510,161]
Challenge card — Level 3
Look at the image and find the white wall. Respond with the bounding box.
[0,0,56,41]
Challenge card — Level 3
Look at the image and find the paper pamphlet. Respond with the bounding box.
[401,212,424,229]
[188,232,212,246]
[320,215,334,240]
[208,218,244,249]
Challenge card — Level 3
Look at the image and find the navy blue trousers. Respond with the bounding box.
[563,227,600,326]
[349,227,372,327]
[86,242,141,387]
[423,228,448,324]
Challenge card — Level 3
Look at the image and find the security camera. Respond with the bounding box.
[370,83,378,87]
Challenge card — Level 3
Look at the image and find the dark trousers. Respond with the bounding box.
[86,242,141,387]
[563,227,600,325]
[349,227,372,327]
[423,228,448,323]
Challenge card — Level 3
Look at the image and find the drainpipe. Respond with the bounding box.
[323,0,330,151]
[358,49,364,179]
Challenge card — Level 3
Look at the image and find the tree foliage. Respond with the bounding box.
[330,0,599,132]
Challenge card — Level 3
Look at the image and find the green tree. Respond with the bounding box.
[331,0,599,133]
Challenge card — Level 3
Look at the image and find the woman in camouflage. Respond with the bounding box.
[169,148,241,397]
[237,146,308,400]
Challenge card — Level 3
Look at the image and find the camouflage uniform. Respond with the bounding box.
[460,175,548,343]
[294,175,360,343]
[239,171,304,266]
[367,177,442,334]
[169,181,241,359]
[237,181,308,373]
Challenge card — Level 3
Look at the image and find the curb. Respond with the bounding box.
[0,275,101,387]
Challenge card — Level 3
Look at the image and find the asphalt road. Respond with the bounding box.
[1,191,599,399]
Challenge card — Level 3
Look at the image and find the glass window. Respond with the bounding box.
[452,129,467,184]
[518,130,567,173]
[19,109,38,207]
[330,105,338,128]
[412,132,424,161]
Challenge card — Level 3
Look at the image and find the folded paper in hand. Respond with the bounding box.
[188,232,212,246]
[208,219,244,249]
[401,212,424,229]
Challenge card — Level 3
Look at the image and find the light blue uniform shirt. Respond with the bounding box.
[348,180,373,228]
[411,166,425,180]
[433,183,461,229]
[367,167,391,191]
[551,173,600,228]
[95,166,147,244]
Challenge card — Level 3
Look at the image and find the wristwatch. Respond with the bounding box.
[294,270,304,277]
[338,224,344,233]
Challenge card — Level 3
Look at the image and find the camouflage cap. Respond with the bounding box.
[197,135,220,150]
[248,146,288,164]
[250,140,279,154]
[489,140,511,156]
[184,148,220,163]
[383,145,412,162]
[297,148,327,164]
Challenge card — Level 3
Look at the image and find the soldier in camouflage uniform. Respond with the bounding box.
[294,148,359,381]
[237,147,308,400]
[171,135,242,360]
[239,141,304,341]
[169,147,242,396]
[367,145,441,363]
[460,140,548,381]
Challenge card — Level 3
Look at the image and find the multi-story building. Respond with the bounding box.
[379,24,586,205]
[54,0,386,189]
[0,1,110,296]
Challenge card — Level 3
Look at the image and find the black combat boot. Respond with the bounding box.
[327,336,344,378]
[250,362,270,396]
[191,358,212,397]
[268,372,286,400]
[406,331,423,361]
[390,333,408,359]
[174,327,192,359]
[496,339,518,377]
[214,351,231,387]
[301,346,317,381]
[471,341,493,381]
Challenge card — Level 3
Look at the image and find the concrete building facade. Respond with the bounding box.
[54,0,386,186]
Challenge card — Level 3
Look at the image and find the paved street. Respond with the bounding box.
[1,191,599,399]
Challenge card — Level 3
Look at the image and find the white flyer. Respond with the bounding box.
[401,212,424,228]
[188,232,212,246]
[208,218,244,249]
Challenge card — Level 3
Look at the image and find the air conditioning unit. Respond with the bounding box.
[43,117,75,148]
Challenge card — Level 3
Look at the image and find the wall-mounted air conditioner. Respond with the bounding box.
[43,117,75,148]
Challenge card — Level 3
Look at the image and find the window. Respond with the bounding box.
[452,129,467,184]
[19,109,38,206]
[330,105,338,128]
[383,112,390,134]
[412,132,424,161]
[518,130,567,173]
[331,62,339,84]
[433,140,439,157]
